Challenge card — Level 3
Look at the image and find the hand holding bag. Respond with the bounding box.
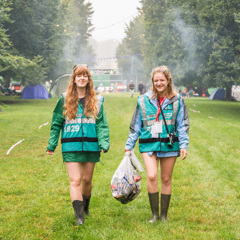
[111,150,144,204]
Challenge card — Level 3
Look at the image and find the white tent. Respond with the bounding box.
[232,85,240,101]
[50,74,71,97]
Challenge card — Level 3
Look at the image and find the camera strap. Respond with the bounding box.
[158,99,176,146]
[158,99,170,135]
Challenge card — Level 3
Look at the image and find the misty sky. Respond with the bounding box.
[87,0,141,41]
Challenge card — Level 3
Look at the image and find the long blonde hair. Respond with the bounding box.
[64,65,98,120]
[150,65,177,99]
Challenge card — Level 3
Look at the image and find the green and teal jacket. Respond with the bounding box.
[125,91,189,154]
[137,93,180,152]
[47,95,110,153]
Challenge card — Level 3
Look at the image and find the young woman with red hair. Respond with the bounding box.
[47,65,110,227]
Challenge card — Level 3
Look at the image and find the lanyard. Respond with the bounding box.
[155,96,166,122]
[158,100,171,135]
[156,96,175,147]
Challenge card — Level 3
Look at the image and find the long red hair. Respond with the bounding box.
[64,65,98,119]
[150,65,177,99]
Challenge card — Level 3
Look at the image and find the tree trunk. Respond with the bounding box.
[225,86,232,101]
[3,76,10,88]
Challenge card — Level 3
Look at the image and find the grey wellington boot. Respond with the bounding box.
[82,194,91,216]
[148,192,160,223]
[161,194,171,221]
[72,200,85,227]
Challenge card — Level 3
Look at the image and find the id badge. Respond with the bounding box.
[151,131,158,138]
[151,121,162,138]
[154,121,162,133]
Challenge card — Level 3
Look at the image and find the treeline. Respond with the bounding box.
[0,0,94,87]
[117,0,240,98]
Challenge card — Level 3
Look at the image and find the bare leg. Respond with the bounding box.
[79,162,95,197]
[142,152,159,193]
[142,152,160,222]
[160,157,177,194]
[160,156,177,221]
[66,161,95,225]
[66,162,83,202]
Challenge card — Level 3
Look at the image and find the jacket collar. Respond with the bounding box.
[145,91,179,109]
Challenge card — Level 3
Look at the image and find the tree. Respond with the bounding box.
[140,0,240,99]
[3,0,66,82]
[0,0,46,87]
[1,0,95,87]
[139,0,197,87]
[60,0,95,71]
[0,0,12,86]
[116,13,145,84]
[199,0,240,99]
[0,1,11,72]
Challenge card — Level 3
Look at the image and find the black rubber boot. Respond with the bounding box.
[82,194,91,216]
[161,194,171,221]
[72,200,85,227]
[148,192,160,223]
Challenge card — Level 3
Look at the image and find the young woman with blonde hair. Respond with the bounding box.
[47,65,110,227]
[125,65,189,223]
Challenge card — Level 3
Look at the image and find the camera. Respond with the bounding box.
[167,133,174,148]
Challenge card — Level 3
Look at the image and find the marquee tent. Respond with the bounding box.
[50,74,71,98]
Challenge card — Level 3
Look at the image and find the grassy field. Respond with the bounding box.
[0,93,239,240]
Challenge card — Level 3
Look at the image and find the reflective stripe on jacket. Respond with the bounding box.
[125,91,189,154]
[61,94,103,152]
[47,94,110,153]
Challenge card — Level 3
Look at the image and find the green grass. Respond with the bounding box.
[0,94,239,240]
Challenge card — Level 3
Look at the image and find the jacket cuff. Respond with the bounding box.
[179,144,188,150]
[46,145,56,152]
[125,142,133,150]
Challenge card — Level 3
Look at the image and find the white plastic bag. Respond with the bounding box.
[111,150,145,204]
